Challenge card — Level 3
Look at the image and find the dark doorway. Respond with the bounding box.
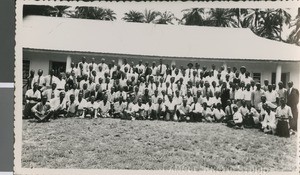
[50,61,66,76]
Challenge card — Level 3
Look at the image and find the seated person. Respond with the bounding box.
[77,92,87,118]
[202,102,213,122]
[98,94,111,118]
[165,95,177,121]
[212,103,226,122]
[176,98,191,122]
[50,91,67,119]
[246,104,260,128]
[133,98,146,120]
[144,98,157,120]
[155,97,166,120]
[24,82,41,119]
[224,100,234,122]
[31,95,53,122]
[85,96,99,119]
[124,97,136,120]
[227,105,243,129]
[66,94,79,117]
[190,96,203,122]
[261,104,276,134]
[112,97,127,119]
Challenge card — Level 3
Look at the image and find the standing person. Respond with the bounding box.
[265,85,278,106]
[31,95,52,122]
[26,69,35,90]
[157,59,167,78]
[24,82,41,119]
[220,82,230,110]
[277,81,287,106]
[44,69,58,90]
[251,83,264,110]
[31,69,45,91]
[287,81,299,131]
[79,56,89,72]
[276,98,293,137]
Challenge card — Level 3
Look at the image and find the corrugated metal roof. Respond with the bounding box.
[22,15,300,61]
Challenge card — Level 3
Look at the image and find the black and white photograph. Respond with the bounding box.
[14,1,300,174]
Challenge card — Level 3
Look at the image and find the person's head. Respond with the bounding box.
[79,63,83,69]
[233,105,238,112]
[227,67,231,73]
[261,95,266,103]
[38,69,43,76]
[103,94,108,102]
[30,69,35,76]
[182,98,187,105]
[256,83,261,90]
[83,74,88,80]
[89,77,93,83]
[226,99,231,106]
[78,92,83,100]
[240,66,246,74]
[59,91,65,100]
[187,90,192,96]
[41,95,48,104]
[187,63,193,69]
[204,81,210,88]
[211,64,216,70]
[193,96,198,103]
[288,81,293,88]
[95,84,100,91]
[90,96,95,103]
[161,90,166,96]
[49,69,55,76]
[91,57,95,63]
[217,103,222,109]
[82,56,86,63]
[89,64,93,71]
[241,100,246,107]
[264,79,269,86]
[65,72,70,78]
[70,94,75,103]
[268,85,273,92]
[212,81,216,87]
[246,83,251,90]
[83,83,88,90]
[159,59,163,65]
[235,71,240,77]
[73,83,77,90]
[280,97,286,107]
[101,58,105,63]
[278,81,283,89]
[240,81,245,88]
[134,86,139,93]
[64,83,69,91]
[70,62,75,68]
[250,80,255,87]
[158,97,163,104]
[203,102,207,108]
[51,83,57,90]
[245,71,250,77]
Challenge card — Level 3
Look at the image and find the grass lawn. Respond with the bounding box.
[22,118,297,171]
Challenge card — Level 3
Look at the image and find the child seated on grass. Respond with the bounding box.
[227,105,243,129]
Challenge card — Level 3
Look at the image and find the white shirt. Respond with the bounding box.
[213,108,225,120]
[265,91,278,103]
[25,89,41,103]
[77,98,87,110]
[99,101,111,114]
[243,90,252,101]
[233,112,243,123]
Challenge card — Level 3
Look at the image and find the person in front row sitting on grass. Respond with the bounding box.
[112,96,126,119]
[50,91,67,119]
[31,95,53,122]
[77,92,87,118]
[155,97,166,120]
[261,104,276,134]
[202,102,213,122]
[24,82,41,119]
[66,94,78,117]
[98,94,111,118]
[276,98,293,138]
[165,95,177,121]
[85,96,99,119]
[224,100,234,123]
[133,98,146,120]
[124,95,136,120]
[227,105,243,129]
[212,103,226,122]
[176,98,191,122]
[246,104,260,128]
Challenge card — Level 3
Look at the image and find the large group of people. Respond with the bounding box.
[24,57,299,138]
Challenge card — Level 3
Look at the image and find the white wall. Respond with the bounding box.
[23,49,300,89]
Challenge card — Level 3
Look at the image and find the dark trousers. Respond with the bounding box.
[24,102,37,119]
[34,111,53,122]
[290,106,298,131]
[276,120,290,138]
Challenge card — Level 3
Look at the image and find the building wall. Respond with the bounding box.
[23,49,300,89]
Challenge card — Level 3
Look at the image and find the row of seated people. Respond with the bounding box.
[26,81,294,138]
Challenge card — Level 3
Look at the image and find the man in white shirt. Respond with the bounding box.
[50,91,67,119]
[261,104,276,134]
[276,98,293,137]
[98,94,111,118]
[265,85,278,106]
[156,59,167,77]
[77,92,87,118]
[44,69,59,90]
[190,96,203,122]
[212,103,226,122]
[31,69,46,91]
[165,95,177,121]
[66,94,79,117]
[176,98,191,122]
[98,58,109,72]
[24,82,42,119]
[227,105,243,129]
[85,96,99,119]
[42,83,60,102]
[78,56,89,72]
[89,57,98,71]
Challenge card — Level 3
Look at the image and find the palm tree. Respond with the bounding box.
[156,11,175,24]
[143,9,159,23]
[287,9,300,45]
[47,6,72,17]
[273,8,292,40]
[73,7,116,21]
[181,8,205,26]
[122,10,144,23]
[243,8,262,28]
[206,8,238,27]
[255,9,281,40]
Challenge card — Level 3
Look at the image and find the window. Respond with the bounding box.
[23,60,30,79]
[271,72,290,88]
[252,73,261,83]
